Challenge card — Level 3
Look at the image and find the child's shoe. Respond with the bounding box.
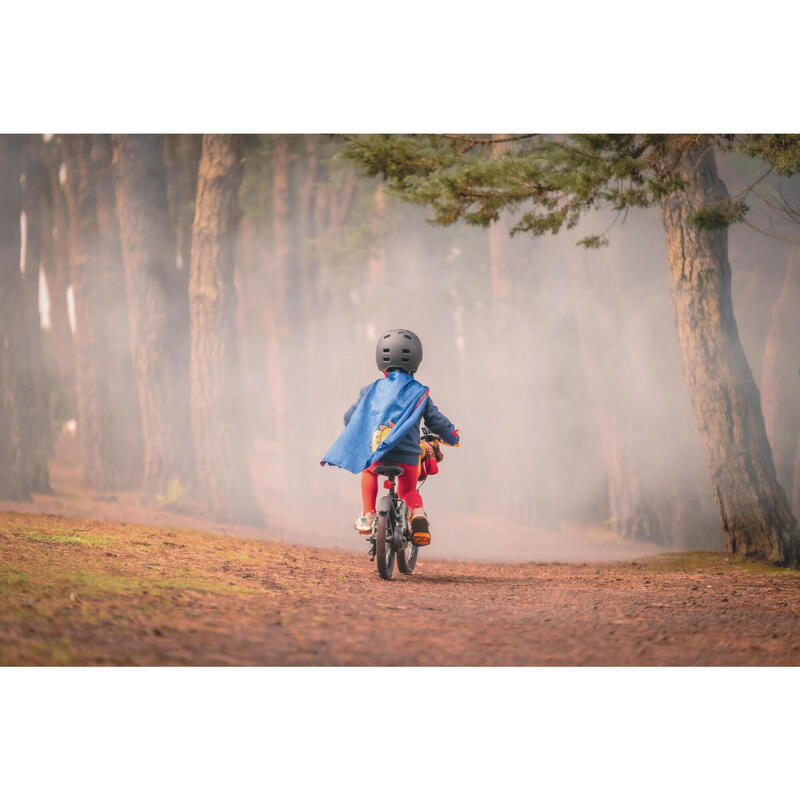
[355,511,377,534]
[410,508,430,546]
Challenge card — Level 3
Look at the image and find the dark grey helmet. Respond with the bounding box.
[375,328,423,373]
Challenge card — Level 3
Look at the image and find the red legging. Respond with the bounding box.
[361,462,422,513]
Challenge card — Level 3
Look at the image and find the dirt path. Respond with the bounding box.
[1,429,669,564]
[2,510,799,666]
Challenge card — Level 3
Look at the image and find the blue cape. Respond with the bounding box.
[321,371,430,474]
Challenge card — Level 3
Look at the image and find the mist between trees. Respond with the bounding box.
[1,134,799,563]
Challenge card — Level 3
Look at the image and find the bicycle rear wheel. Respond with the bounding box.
[396,538,418,573]
[375,510,395,580]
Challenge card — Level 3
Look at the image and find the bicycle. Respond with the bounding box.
[366,428,445,580]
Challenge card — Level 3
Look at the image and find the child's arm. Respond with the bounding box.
[422,397,460,445]
[343,386,370,426]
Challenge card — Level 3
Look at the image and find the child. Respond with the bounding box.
[321,328,460,546]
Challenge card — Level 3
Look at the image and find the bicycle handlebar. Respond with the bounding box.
[421,426,460,446]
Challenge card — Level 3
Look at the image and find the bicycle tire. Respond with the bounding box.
[375,510,395,580]
[396,499,418,572]
[396,538,418,573]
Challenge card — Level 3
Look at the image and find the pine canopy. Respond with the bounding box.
[342,133,800,246]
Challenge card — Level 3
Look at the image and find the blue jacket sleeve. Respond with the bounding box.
[423,396,459,445]
[343,385,370,426]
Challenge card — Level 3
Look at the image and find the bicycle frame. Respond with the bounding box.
[367,472,409,561]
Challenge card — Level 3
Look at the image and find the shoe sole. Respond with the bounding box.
[411,516,430,546]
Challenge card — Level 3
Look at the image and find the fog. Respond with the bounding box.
[10,135,800,563]
[233,140,800,561]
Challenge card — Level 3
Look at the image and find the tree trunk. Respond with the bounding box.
[62,134,140,490]
[42,137,77,419]
[91,135,142,487]
[270,136,291,434]
[567,256,671,544]
[189,134,262,525]
[234,215,272,437]
[111,134,195,498]
[793,434,800,515]
[296,134,318,310]
[760,245,800,511]
[163,134,202,273]
[486,135,515,498]
[367,181,386,294]
[0,136,42,499]
[488,135,512,304]
[20,135,52,490]
[660,147,800,565]
[273,137,292,321]
[162,134,199,461]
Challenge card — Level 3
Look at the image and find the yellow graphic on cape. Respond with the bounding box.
[370,420,394,452]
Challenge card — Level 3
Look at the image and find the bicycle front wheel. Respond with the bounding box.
[375,511,395,580]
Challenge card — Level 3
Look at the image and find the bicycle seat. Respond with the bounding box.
[373,465,405,478]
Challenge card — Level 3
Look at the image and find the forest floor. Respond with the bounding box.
[2,509,799,666]
[2,431,798,665]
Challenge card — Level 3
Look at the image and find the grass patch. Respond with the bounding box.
[0,566,31,592]
[24,531,116,547]
[647,551,800,576]
[0,562,256,601]
[66,571,257,598]
[730,557,800,576]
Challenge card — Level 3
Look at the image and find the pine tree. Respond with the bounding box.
[61,134,142,490]
[0,136,44,499]
[189,134,262,525]
[111,134,195,498]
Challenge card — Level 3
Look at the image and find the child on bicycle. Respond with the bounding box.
[321,328,459,546]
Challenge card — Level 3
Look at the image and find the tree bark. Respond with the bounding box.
[62,134,140,490]
[42,137,77,419]
[20,135,52,489]
[111,135,195,498]
[163,134,202,273]
[91,135,142,487]
[760,245,800,511]
[162,135,200,458]
[660,147,800,565]
[0,135,42,499]
[793,434,800,515]
[189,134,262,525]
